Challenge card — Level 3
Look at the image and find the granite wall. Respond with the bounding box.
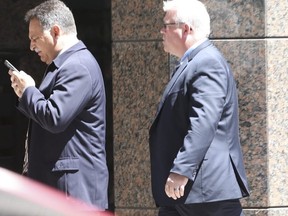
[112,0,288,215]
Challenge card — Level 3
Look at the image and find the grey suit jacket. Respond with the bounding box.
[149,40,249,206]
[17,41,108,209]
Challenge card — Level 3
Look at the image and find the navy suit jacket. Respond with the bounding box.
[149,40,249,206]
[17,41,108,209]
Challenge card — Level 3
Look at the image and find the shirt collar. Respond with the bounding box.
[58,39,79,57]
[180,38,208,63]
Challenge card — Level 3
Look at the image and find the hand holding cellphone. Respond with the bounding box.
[4,60,20,73]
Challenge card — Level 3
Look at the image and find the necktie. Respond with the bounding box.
[22,128,29,175]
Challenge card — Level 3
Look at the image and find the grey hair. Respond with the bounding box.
[163,0,210,38]
[25,0,77,35]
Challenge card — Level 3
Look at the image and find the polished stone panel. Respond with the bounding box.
[245,209,288,216]
[244,207,288,216]
[115,209,158,216]
[266,39,288,206]
[203,0,265,38]
[111,0,265,41]
[266,1,288,36]
[111,0,164,41]
[113,41,168,208]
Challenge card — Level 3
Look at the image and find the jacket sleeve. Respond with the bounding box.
[170,54,228,181]
[17,63,93,133]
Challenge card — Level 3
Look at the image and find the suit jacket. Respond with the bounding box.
[149,40,249,206]
[17,41,108,209]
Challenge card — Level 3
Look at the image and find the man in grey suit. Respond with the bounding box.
[8,0,108,210]
[149,0,250,215]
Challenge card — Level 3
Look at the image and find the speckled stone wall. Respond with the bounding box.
[112,0,288,216]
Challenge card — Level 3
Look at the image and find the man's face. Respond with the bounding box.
[160,10,184,57]
[28,19,57,65]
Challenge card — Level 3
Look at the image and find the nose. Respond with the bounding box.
[30,40,35,51]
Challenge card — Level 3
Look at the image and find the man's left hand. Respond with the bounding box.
[165,172,188,200]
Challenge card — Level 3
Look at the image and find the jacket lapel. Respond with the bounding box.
[155,59,188,115]
[153,40,212,121]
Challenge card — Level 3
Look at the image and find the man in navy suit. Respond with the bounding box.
[8,0,108,210]
[149,0,250,215]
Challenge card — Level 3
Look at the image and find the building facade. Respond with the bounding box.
[0,0,287,215]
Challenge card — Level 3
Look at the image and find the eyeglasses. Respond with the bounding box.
[163,22,185,29]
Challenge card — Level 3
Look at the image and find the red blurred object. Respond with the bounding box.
[0,167,113,216]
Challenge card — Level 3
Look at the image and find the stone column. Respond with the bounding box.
[111,0,288,215]
[261,0,288,215]
[112,1,166,215]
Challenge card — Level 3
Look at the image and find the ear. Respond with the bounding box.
[183,23,192,34]
[51,25,61,38]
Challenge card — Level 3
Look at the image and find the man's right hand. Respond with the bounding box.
[9,70,35,98]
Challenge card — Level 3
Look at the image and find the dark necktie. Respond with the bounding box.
[170,63,181,79]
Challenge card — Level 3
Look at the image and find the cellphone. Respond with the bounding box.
[4,60,19,73]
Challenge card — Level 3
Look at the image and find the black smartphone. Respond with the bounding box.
[4,60,19,73]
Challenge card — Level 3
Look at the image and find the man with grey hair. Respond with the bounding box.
[149,0,250,215]
[8,0,108,210]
